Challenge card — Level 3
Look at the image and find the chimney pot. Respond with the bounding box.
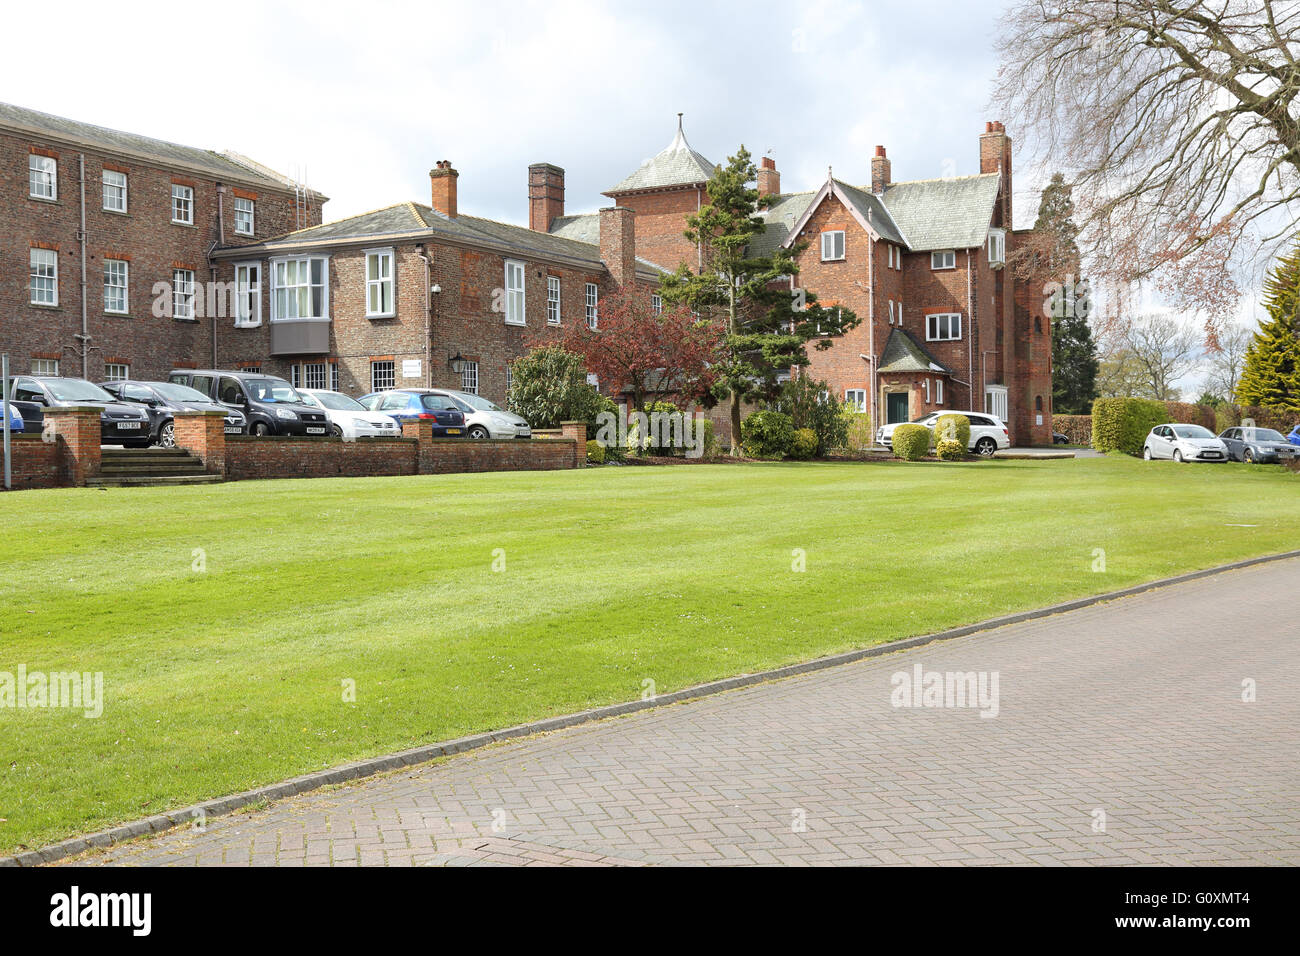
[757,156,781,197]
[875,145,886,158]
[760,156,776,170]
[429,162,459,218]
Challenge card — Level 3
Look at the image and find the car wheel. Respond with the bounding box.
[1173,449,1184,462]
[252,422,272,437]
[1244,447,1256,464]
[467,425,490,440]
[156,421,176,448]
[975,437,996,457]
[330,423,343,438]
[1142,446,1152,460]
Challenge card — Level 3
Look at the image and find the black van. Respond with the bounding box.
[168,369,329,437]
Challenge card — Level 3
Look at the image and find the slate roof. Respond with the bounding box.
[877,327,950,374]
[879,173,1001,251]
[0,101,316,196]
[750,178,908,256]
[605,119,716,194]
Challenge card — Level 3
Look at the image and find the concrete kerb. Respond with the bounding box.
[5,547,1298,867]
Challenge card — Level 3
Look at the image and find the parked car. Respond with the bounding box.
[101,380,246,447]
[296,389,403,439]
[876,409,1011,457]
[357,389,466,436]
[6,376,151,446]
[1142,424,1228,462]
[1052,431,1070,445]
[4,400,23,433]
[1217,426,1299,464]
[1286,424,1300,447]
[168,370,329,437]
[426,389,530,439]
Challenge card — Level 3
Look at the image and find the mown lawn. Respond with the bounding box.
[0,455,1294,853]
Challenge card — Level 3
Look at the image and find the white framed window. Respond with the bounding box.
[104,363,130,382]
[923,379,930,404]
[31,358,59,376]
[330,362,339,392]
[504,364,512,398]
[234,196,255,236]
[651,293,663,314]
[888,300,896,324]
[29,155,56,200]
[271,257,328,320]
[936,379,944,405]
[987,228,1005,265]
[585,282,598,329]
[820,230,846,261]
[29,248,58,305]
[103,259,128,314]
[546,275,561,325]
[845,388,867,412]
[302,362,328,390]
[171,183,194,224]
[461,360,479,394]
[235,262,261,327]
[371,360,395,392]
[985,385,1008,421]
[504,259,526,325]
[365,248,394,317]
[102,170,127,212]
[173,269,196,320]
[926,312,962,341]
[931,250,956,270]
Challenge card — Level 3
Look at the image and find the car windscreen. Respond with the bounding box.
[1173,425,1214,439]
[421,395,456,410]
[312,392,366,411]
[245,378,305,404]
[447,391,501,412]
[153,383,211,403]
[1241,428,1285,442]
[45,380,114,403]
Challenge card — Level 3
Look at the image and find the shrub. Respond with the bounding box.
[843,411,874,453]
[508,346,611,432]
[1052,414,1092,445]
[789,428,818,460]
[698,417,720,458]
[1092,397,1171,456]
[771,376,849,455]
[892,423,930,461]
[741,410,795,459]
[627,401,682,456]
[932,413,971,451]
[586,439,606,464]
[935,438,966,461]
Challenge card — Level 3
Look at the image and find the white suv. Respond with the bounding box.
[876,409,1011,457]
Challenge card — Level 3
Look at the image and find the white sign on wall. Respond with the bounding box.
[1036,414,1043,426]
[402,360,422,379]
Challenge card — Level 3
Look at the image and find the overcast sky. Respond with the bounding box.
[3,0,1028,225]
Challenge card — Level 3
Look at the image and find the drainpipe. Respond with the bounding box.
[77,154,89,378]
[966,249,975,410]
[213,186,226,367]
[867,234,877,428]
[416,245,432,388]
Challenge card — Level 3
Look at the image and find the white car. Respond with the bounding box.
[1142,423,1228,462]
[876,409,1011,457]
[298,389,403,439]
[431,389,531,439]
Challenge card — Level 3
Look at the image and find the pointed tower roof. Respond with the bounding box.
[604,114,716,195]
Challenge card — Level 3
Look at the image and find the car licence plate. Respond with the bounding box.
[224,426,241,434]
[117,422,141,430]
[306,426,326,435]
[446,428,461,435]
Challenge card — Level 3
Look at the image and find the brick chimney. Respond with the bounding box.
[871,145,891,194]
[528,163,565,232]
[757,156,781,198]
[979,122,1013,227]
[599,205,636,288]
[429,160,458,218]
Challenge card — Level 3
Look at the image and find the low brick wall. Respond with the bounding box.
[224,437,419,481]
[3,434,63,490]
[1052,414,1092,445]
[423,438,577,473]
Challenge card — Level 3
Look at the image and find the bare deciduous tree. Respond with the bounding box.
[1202,321,1255,397]
[1100,314,1203,399]
[993,1,1300,341]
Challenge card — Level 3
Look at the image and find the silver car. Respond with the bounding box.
[433,389,531,439]
[1142,424,1228,462]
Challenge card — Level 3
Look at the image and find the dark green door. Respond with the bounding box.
[886,392,909,424]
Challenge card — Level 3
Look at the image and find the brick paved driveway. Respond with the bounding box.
[80,559,1299,866]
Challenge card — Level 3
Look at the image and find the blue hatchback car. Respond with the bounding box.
[1287,424,1300,447]
[358,389,466,436]
[4,401,23,433]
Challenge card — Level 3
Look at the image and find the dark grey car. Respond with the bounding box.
[1218,426,1299,464]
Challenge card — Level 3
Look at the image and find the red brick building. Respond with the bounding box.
[0,102,324,383]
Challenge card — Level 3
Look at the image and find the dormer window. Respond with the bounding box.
[987,229,1006,265]
[820,230,846,262]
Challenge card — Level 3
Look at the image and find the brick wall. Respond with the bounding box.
[0,127,319,383]
[612,187,704,273]
[422,438,577,473]
[224,437,419,481]
[2,434,62,489]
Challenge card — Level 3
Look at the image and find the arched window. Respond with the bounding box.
[1034,316,1043,334]
[1035,395,1044,411]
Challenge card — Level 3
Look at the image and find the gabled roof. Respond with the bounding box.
[750,176,906,257]
[0,100,320,197]
[604,117,716,195]
[877,328,950,375]
[880,173,1000,251]
[214,201,664,277]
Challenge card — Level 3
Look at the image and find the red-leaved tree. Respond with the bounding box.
[541,287,725,414]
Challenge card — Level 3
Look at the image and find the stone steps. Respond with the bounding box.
[90,447,221,487]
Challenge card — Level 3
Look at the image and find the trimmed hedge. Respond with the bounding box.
[1092,398,1171,455]
[935,438,966,461]
[933,413,971,450]
[789,428,818,460]
[1052,414,1092,444]
[892,423,930,461]
[843,411,874,452]
[586,439,606,464]
[741,410,795,459]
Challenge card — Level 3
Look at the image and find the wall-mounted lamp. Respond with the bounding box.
[448,351,466,374]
